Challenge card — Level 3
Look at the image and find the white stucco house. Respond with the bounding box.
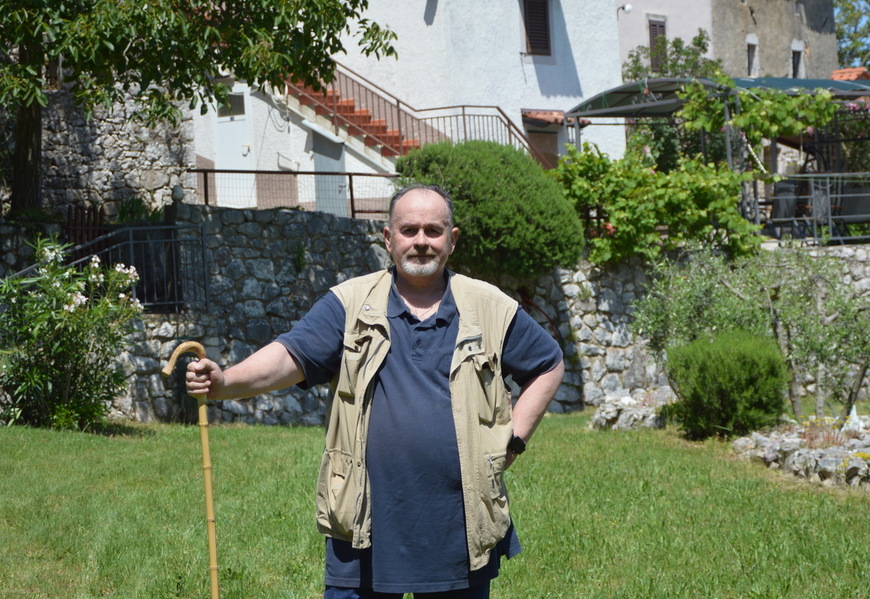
[191,0,627,212]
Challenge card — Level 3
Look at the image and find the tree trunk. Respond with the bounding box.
[814,287,826,418]
[839,359,869,426]
[772,312,802,419]
[9,43,44,217]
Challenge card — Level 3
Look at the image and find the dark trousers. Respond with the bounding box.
[324,581,491,599]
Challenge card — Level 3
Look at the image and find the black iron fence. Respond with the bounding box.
[67,225,209,313]
[189,169,399,220]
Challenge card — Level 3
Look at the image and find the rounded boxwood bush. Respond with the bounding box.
[665,329,788,440]
[395,140,584,280]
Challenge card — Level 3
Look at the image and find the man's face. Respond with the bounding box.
[384,190,458,280]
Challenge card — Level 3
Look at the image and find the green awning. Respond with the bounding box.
[566,77,870,120]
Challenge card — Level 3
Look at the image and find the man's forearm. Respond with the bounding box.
[211,342,305,400]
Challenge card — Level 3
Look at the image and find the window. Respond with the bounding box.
[791,40,806,78]
[217,93,246,118]
[746,34,759,77]
[523,0,551,56]
[747,44,757,76]
[648,18,667,72]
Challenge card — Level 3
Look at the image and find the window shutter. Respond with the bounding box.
[524,0,551,56]
[648,19,667,72]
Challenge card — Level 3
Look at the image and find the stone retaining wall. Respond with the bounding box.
[117,203,665,425]
[0,91,193,224]
[114,206,870,425]
[4,202,867,426]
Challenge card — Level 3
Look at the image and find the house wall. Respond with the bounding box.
[615,0,838,80]
[337,0,627,157]
[193,86,389,181]
[711,0,838,79]
[615,0,714,69]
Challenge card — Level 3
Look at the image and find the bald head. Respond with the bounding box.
[388,184,454,229]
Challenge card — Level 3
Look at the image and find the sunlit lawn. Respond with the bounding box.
[2,413,869,598]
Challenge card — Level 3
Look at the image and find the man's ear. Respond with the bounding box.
[383,225,392,252]
[449,227,459,254]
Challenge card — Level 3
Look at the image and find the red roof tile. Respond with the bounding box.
[831,67,870,81]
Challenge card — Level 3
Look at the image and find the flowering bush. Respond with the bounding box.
[0,238,143,429]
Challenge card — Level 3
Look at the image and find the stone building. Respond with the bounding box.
[616,0,839,79]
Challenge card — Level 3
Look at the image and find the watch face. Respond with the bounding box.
[509,436,526,454]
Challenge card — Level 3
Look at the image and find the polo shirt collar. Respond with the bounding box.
[387,267,457,325]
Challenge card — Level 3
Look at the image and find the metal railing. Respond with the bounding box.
[189,169,399,220]
[748,172,870,244]
[286,62,552,167]
[67,225,209,313]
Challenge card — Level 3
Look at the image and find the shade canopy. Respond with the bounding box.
[566,77,870,120]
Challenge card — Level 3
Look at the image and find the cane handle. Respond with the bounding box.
[161,341,207,378]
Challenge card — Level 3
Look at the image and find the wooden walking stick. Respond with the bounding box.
[162,341,220,599]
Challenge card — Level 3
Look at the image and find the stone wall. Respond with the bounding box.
[1,90,194,220]
[117,203,667,425]
[119,203,390,425]
[4,200,867,425]
[116,205,870,426]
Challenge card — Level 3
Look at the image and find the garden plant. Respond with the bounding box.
[395,140,584,280]
[553,143,759,264]
[632,247,870,422]
[665,329,789,440]
[0,237,143,429]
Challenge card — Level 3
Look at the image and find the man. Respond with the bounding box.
[187,184,564,598]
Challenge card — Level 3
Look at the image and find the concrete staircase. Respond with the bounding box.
[288,82,422,161]
[281,62,547,170]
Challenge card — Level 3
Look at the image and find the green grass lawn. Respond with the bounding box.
[2,413,869,598]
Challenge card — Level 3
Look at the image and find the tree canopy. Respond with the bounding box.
[1,0,396,215]
[620,30,725,173]
[834,0,870,68]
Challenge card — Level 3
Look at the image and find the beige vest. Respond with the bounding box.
[315,269,518,571]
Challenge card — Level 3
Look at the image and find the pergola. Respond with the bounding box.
[564,77,870,243]
[566,76,870,119]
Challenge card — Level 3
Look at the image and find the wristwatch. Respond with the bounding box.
[507,435,527,455]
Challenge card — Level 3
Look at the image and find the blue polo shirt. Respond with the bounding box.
[275,270,562,593]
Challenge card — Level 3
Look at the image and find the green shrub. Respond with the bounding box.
[395,140,584,280]
[633,247,869,420]
[0,238,143,429]
[665,329,788,440]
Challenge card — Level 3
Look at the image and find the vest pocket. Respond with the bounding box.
[335,332,370,401]
[316,449,357,539]
[481,451,511,542]
[473,352,510,425]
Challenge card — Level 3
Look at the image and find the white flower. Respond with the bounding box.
[114,263,139,283]
[63,291,88,312]
[90,255,101,267]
